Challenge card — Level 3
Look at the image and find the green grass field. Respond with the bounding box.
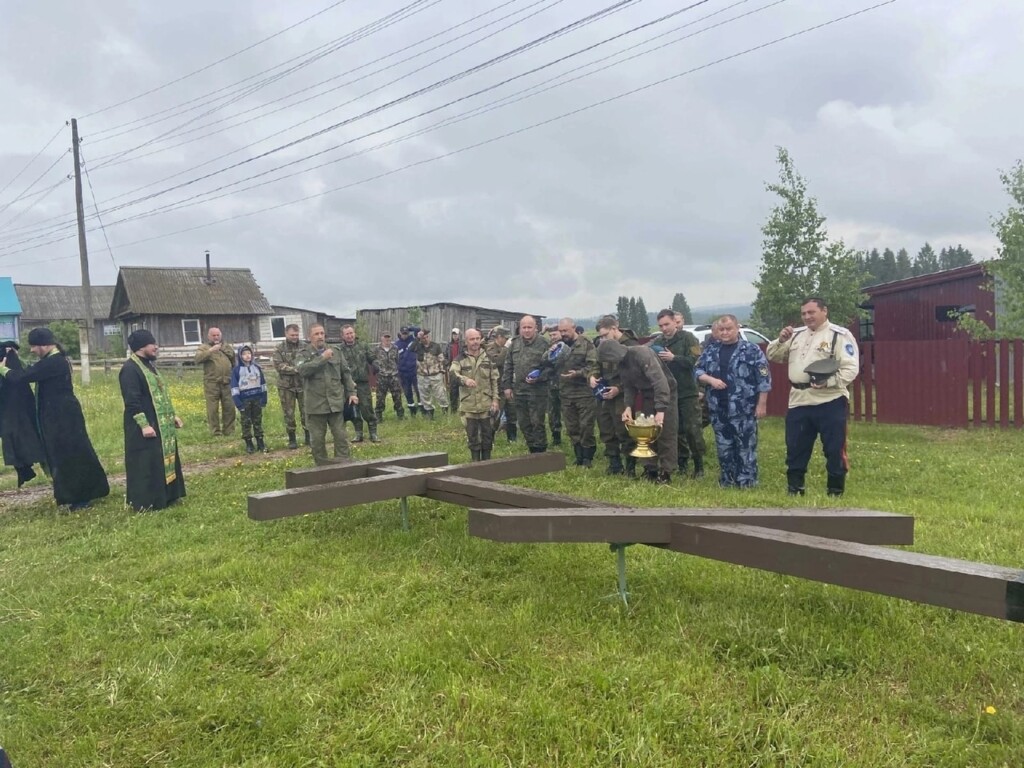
[1,369,1022,766]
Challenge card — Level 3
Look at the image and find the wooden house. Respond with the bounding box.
[110,266,273,355]
[358,302,544,341]
[262,306,356,345]
[15,283,117,353]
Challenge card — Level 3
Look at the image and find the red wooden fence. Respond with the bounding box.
[763,340,1024,428]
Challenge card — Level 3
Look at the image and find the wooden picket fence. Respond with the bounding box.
[764,340,1024,428]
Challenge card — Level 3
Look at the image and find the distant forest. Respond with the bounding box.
[855,242,974,287]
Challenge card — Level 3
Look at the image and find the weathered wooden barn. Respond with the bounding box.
[110,266,272,350]
[15,283,117,352]
[263,305,355,344]
[860,263,994,341]
[358,302,544,341]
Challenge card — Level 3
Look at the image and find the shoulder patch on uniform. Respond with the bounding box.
[758,364,769,377]
[844,343,855,356]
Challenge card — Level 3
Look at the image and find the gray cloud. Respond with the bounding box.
[1,0,1020,319]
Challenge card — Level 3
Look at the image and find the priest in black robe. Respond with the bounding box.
[0,328,109,508]
[0,340,47,487]
[119,330,186,511]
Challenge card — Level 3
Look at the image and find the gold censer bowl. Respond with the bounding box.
[626,421,661,458]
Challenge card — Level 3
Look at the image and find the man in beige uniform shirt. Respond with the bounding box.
[765,297,859,497]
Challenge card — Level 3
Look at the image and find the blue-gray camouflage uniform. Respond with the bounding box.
[695,339,771,488]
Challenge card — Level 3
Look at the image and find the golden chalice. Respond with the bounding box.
[626,419,661,458]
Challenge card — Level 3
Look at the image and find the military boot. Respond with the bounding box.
[480,449,492,461]
[409,405,418,417]
[471,450,482,462]
[304,429,311,446]
[397,410,405,420]
[425,408,435,421]
[692,455,705,479]
[606,455,624,475]
[572,443,583,466]
[642,465,660,483]
[256,436,268,453]
[827,474,846,497]
[369,426,380,443]
[375,411,384,423]
[655,470,672,485]
[787,470,806,496]
[580,445,594,468]
[551,430,562,446]
[352,427,364,443]
[624,456,637,478]
[287,430,298,450]
[244,438,255,455]
[678,457,690,474]
[506,424,518,442]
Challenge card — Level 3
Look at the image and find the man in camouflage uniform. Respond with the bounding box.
[445,328,461,413]
[449,328,500,461]
[297,323,359,465]
[272,323,308,449]
[597,338,679,484]
[544,326,563,446]
[339,325,379,443]
[412,328,448,419]
[194,326,236,436]
[374,332,404,421]
[593,315,638,475]
[501,315,553,453]
[651,308,707,478]
[486,327,515,441]
[695,314,771,488]
[553,317,598,466]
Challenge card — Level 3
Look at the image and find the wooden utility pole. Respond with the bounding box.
[71,118,92,385]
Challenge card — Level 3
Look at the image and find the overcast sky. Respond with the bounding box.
[0,0,1020,319]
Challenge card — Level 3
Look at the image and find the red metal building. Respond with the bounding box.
[860,263,994,341]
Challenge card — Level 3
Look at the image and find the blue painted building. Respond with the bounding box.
[0,277,22,341]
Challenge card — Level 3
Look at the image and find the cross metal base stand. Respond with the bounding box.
[600,543,632,608]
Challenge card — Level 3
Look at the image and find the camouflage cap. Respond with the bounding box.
[490,326,510,338]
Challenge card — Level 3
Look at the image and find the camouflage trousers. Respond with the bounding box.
[307,411,350,465]
[596,394,634,459]
[512,388,549,451]
[375,374,404,417]
[239,400,264,440]
[463,414,496,452]
[561,394,596,449]
[418,373,449,413]
[549,388,561,433]
[345,382,377,427]
[277,386,306,432]
[204,380,235,436]
[677,396,706,464]
[709,412,760,488]
[650,399,680,474]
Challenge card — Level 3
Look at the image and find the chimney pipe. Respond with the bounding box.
[205,250,212,284]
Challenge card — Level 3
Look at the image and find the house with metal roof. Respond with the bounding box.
[0,277,22,342]
[15,284,117,352]
[110,266,273,350]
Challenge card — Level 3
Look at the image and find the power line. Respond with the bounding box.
[80,0,353,119]
[84,0,441,143]
[0,152,70,218]
[88,0,553,171]
[79,150,118,271]
[0,0,898,262]
[0,175,72,231]
[0,0,767,248]
[0,123,66,201]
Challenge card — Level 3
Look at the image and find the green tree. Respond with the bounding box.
[960,160,1024,339]
[407,306,424,326]
[939,244,975,270]
[635,297,650,336]
[616,296,629,324]
[751,147,865,330]
[671,292,692,322]
[627,297,638,331]
[895,247,913,279]
[913,243,939,276]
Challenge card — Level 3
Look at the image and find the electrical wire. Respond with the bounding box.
[0,152,70,217]
[80,0,353,119]
[80,150,119,270]
[0,0,898,262]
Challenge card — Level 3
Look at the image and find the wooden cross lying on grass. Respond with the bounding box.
[248,452,1023,622]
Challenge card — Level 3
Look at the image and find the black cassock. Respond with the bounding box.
[119,358,185,511]
[0,350,47,484]
[5,351,109,506]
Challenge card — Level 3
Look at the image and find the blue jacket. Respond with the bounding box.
[231,361,268,410]
[694,340,771,419]
[395,327,421,377]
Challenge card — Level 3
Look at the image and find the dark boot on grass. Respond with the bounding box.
[827,474,846,497]
[304,429,311,446]
[624,456,637,478]
[606,455,624,475]
[471,450,482,462]
[480,449,492,460]
[369,426,380,443]
[552,430,562,446]
[787,469,806,496]
[693,455,705,479]
[256,436,268,453]
[580,446,594,468]
[507,424,518,442]
[352,427,364,443]
[572,443,583,466]
[287,430,298,450]
[244,438,256,455]
[678,457,690,475]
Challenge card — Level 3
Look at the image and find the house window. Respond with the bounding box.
[270,316,287,340]
[103,324,120,336]
[182,319,201,344]
[859,311,874,341]
[0,317,16,340]
[935,305,963,323]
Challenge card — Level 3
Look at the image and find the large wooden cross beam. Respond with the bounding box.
[248,452,1021,622]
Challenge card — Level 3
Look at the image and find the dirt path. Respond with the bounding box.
[0,447,300,510]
